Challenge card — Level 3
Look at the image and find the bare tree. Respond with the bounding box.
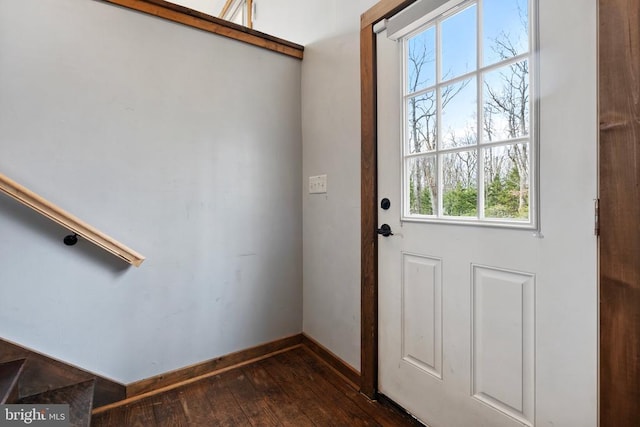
[408,40,468,215]
[484,24,530,213]
[407,2,529,217]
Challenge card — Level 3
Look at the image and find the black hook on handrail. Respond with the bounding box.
[63,233,78,246]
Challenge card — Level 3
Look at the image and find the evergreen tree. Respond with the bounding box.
[409,179,434,215]
[443,184,477,216]
[420,186,433,215]
[485,166,527,218]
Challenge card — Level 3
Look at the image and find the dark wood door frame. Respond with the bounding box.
[360,2,640,425]
[360,0,418,399]
[598,1,640,425]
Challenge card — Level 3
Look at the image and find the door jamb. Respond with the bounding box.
[597,1,640,424]
[360,0,418,399]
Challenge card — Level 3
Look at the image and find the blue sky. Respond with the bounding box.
[408,0,529,87]
[407,0,530,148]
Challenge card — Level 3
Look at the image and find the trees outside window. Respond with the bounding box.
[404,0,533,225]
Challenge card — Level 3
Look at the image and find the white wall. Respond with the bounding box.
[299,9,371,371]
[178,0,378,372]
[255,0,378,371]
[170,0,224,16]
[0,0,302,383]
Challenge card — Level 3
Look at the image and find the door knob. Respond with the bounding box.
[377,224,394,237]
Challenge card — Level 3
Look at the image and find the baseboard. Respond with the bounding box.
[301,333,361,389]
[2,332,363,412]
[0,337,126,407]
[92,333,361,414]
[121,335,363,396]
[126,333,304,397]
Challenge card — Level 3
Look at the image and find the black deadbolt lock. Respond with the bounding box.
[381,198,391,210]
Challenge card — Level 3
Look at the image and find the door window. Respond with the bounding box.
[403,0,535,227]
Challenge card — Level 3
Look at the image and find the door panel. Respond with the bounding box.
[471,265,535,424]
[377,1,597,426]
[402,253,442,379]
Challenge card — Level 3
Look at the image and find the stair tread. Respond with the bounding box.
[18,379,96,427]
[0,359,26,404]
[0,338,126,407]
[18,357,93,399]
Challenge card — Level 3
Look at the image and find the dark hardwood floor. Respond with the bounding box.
[92,346,422,426]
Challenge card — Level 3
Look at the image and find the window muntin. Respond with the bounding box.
[403,0,534,226]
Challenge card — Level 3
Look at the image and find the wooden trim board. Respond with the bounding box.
[301,334,361,388]
[598,0,640,424]
[125,334,304,397]
[100,0,304,59]
[93,333,362,414]
[93,344,302,414]
[0,173,145,267]
[247,0,253,29]
[219,0,234,18]
[360,21,379,400]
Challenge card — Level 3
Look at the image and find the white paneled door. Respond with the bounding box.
[376,1,597,426]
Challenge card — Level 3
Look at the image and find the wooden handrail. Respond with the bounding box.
[219,0,234,19]
[0,173,145,267]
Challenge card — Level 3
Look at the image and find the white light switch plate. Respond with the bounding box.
[309,174,327,194]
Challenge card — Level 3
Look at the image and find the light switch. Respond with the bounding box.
[309,175,327,194]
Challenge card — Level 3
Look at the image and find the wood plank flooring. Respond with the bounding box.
[92,346,423,426]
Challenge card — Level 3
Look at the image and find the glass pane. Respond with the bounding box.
[407,26,436,93]
[407,156,438,216]
[482,60,529,142]
[442,150,478,217]
[483,0,529,67]
[484,143,529,220]
[441,78,477,149]
[408,91,437,154]
[441,4,477,81]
